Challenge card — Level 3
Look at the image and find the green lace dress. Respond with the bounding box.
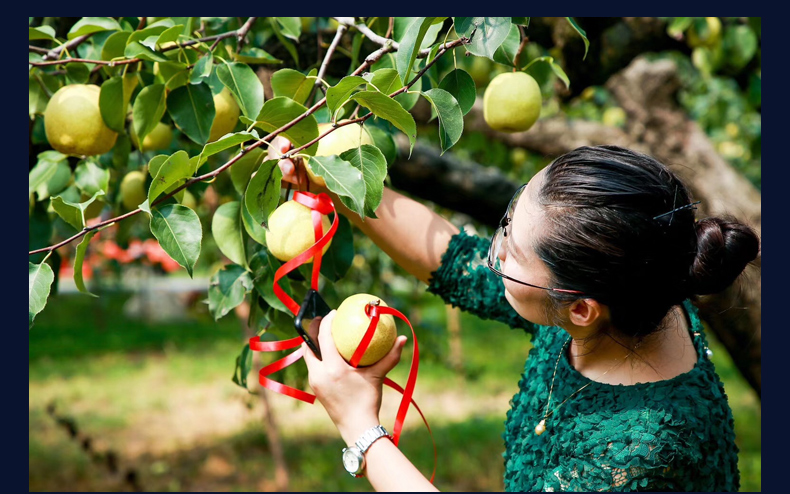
[427,229,740,492]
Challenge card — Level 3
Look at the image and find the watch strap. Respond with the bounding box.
[355,424,391,453]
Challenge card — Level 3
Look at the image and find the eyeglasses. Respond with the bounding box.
[487,184,584,295]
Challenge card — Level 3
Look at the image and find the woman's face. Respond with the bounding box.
[498,168,556,326]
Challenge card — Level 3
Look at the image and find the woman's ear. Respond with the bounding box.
[567,298,608,328]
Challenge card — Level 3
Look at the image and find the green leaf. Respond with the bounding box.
[394,75,421,111]
[511,17,530,26]
[29,75,49,117]
[217,62,265,120]
[455,17,512,60]
[74,161,110,196]
[212,201,248,269]
[396,17,437,83]
[196,132,257,169]
[29,26,56,41]
[147,154,170,180]
[124,41,169,62]
[29,261,55,329]
[276,17,301,41]
[156,25,184,47]
[339,144,387,217]
[319,214,354,282]
[305,155,365,217]
[565,18,589,60]
[366,125,397,166]
[366,68,404,95]
[393,17,442,49]
[35,162,71,200]
[421,89,464,154]
[493,24,522,68]
[127,24,171,45]
[166,82,215,145]
[50,191,104,231]
[234,47,282,65]
[99,77,126,133]
[133,84,167,145]
[73,231,98,297]
[251,97,319,156]
[101,31,132,60]
[438,69,476,115]
[147,150,193,207]
[29,157,60,195]
[231,343,253,390]
[150,204,202,278]
[231,148,266,195]
[244,159,283,229]
[242,199,268,245]
[271,19,300,67]
[326,76,367,120]
[68,17,122,39]
[250,247,292,313]
[190,53,213,84]
[524,56,570,89]
[724,25,758,71]
[271,68,317,106]
[208,264,253,320]
[351,91,417,154]
[66,63,90,84]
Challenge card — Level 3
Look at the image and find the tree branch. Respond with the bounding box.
[43,33,92,61]
[333,17,450,59]
[29,32,468,257]
[29,40,423,257]
[315,23,348,93]
[235,17,258,52]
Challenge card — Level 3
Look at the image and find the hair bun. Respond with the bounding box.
[689,217,760,295]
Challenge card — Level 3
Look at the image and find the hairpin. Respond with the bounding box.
[653,201,701,226]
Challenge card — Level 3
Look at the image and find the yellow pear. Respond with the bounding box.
[44,84,118,156]
[130,121,173,152]
[332,293,397,366]
[305,122,374,186]
[483,72,542,133]
[264,200,332,262]
[209,87,241,142]
[119,170,147,210]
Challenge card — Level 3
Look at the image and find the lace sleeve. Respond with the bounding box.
[427,228,537,335]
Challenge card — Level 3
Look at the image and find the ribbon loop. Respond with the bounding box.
[246,191,436,482]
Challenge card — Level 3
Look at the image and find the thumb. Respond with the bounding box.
[370,335,408,376]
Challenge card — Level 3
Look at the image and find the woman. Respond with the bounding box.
[270,139,760,491]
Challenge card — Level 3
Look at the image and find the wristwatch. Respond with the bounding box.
[341,425,392,477]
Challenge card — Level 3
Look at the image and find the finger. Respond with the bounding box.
[273,135,292,154]
[316,310,344,364]
[369,335,408,376]
[278,158,295,177]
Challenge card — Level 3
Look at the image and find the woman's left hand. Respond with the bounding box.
[302,310,408,445]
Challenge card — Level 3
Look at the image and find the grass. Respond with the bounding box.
[29,290,760,491]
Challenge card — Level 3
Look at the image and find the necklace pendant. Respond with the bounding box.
[535,419,546,436]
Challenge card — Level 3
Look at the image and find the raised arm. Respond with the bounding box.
[271,137,459,284]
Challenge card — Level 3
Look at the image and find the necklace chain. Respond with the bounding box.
[536,335,633,436]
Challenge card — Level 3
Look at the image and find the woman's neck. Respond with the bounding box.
[565,305,696,385]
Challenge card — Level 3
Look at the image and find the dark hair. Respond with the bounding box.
[535,145,760,338]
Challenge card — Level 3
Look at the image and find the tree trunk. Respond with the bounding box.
[389,56,761,398]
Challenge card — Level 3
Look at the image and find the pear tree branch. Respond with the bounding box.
[29,34,467,257]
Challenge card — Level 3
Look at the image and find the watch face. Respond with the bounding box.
[342,448,361,473]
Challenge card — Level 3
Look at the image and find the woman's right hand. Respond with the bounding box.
[268,135,303,186]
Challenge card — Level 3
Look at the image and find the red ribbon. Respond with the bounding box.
[247,190,436,482]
